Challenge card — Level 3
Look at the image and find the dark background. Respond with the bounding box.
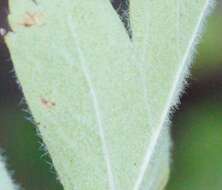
[0,1,222,190]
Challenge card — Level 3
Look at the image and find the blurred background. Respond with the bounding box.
[0,1,221,190]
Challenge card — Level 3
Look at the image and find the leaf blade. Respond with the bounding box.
[130,0,214,189]
[6,0,150,190]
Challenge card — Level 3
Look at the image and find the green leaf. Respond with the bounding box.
[130,0,213,189]
[6,1,149,190]
[5,0,213,190]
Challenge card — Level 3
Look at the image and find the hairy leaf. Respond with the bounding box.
[5,0,213,190]
[6,0,149,190]
[130,0,213,190]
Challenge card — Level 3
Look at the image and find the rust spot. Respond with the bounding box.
[40,97,56,109]
[19,11,43,27]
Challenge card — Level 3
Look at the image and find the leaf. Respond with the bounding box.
[0,153,19,190]
[6,0,150,190]
[5,0,213,190]
[130,0,214,189]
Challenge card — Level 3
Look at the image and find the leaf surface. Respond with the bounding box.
[6,0,149,190]
[130,0,213,189]
[5,0,213,190]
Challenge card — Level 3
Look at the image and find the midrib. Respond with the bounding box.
[68,15,116,190]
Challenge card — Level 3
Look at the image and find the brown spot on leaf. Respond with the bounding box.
[19,11,43,27]
[40,97,56,109]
